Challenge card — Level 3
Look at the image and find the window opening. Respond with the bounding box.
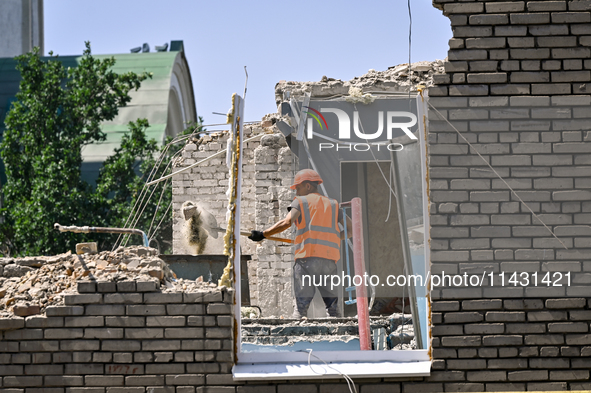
[238,94,429,356]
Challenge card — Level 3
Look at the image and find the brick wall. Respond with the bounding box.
[3,0,590,391]
[172,126,296,317]
[426,0,591,391]
[0,282,235,393]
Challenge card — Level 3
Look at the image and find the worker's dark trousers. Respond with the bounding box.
[293,257,339,317]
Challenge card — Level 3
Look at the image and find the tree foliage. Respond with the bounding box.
[0,42,199,256]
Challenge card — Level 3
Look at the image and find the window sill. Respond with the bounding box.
[233,350,431,381]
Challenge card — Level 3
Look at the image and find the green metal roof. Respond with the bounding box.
[0,50,189,183]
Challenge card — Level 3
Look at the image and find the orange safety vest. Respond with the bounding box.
[293,193,341,261]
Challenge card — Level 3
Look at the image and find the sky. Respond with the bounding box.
[45,0,453,130]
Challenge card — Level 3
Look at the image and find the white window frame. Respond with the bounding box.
[232,93,432,380]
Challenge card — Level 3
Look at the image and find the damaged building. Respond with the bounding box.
[2,0,591,390]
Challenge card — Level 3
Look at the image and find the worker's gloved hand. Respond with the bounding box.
[248,230,265,242]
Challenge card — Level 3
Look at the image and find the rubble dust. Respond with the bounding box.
[0,246,217,318]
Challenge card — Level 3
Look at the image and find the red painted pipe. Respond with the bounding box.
[351,197,371,350]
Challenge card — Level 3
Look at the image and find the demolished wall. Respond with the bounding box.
[171,60,444,318]
[172,122,296,317]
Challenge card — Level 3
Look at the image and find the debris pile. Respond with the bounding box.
[242,314,417,350]
[0,246,213,318]
[275,59,446,103]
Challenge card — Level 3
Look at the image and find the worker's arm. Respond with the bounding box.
[263,209,300,238]
[340,214,353,240]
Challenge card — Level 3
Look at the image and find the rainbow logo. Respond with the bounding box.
[303,106,328,130]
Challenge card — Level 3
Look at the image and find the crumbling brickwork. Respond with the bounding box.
[172,125,296,317]
[0,282,235,392]
[175,0,591,388]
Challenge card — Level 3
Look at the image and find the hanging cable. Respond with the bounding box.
[428,103,569,250]
[121,148,183,248]
[407,0,413,99]
[149,201,173,241]
[112,140,174,251]
[146,178,171,239]
[385,162,394,222]
[353,103,399,201]
[300,349,357,393]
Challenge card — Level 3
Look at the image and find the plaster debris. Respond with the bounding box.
[345,86,376,105]
[0,246,216,318]
[275,59,445,103]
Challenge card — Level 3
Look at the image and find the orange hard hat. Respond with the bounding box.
[291,169,323,189]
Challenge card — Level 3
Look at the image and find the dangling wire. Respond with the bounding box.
[300,349,357,393]
[407,0,413,100]
[385,162,394,222]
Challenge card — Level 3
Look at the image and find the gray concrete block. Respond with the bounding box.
[524,334,564,345]
[44,376,84,387]
[486,2,525,13]
[449,85,489,96]
[24,364,64,375]
[511,13,551,24]
[552,11,591,23]
[60,340,100,352]
[441,336,481,347]
[466,371,506,382]
[141,340,181,351]
[508,370,548,381]
[165,375,205,386]
[146,316,186,327]
[96,281,117,293]
[116,281,136,292]
[144,293,183,304]
[204,291,224,303]
[44,328,83,340]
[546,298,586,308]
[25,316,64,328]
[446,359,487,370]
[2,376,43,387]
[65,317,104,327]
[105,317,145,327]
[126,305,166,316]
[444,3,484,13]
[136,281,158,292]
[164,328,204,339]
[101,340,141,352]
[482,335,523,346]
[103,294,143,304]
[125,328,164,339]
[166,304,205,315]
[84,375,124,386]
[77,281,97,293]
[45,306,84,317]
[207,303,232,315]
[528,1,567,12]
[64,294,102,305]
[85,305,125,316]
[529,358,570,369]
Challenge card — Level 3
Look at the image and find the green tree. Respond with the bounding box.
[0,42,186,256]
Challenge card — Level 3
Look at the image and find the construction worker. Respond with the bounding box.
[249,169,352,318]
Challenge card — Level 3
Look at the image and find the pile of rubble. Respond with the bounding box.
[275,59,446,102]
[0,246,214,318]
[242,314,417,350]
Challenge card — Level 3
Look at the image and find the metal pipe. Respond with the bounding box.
[352,197,371,350]
[54,223,149,247]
